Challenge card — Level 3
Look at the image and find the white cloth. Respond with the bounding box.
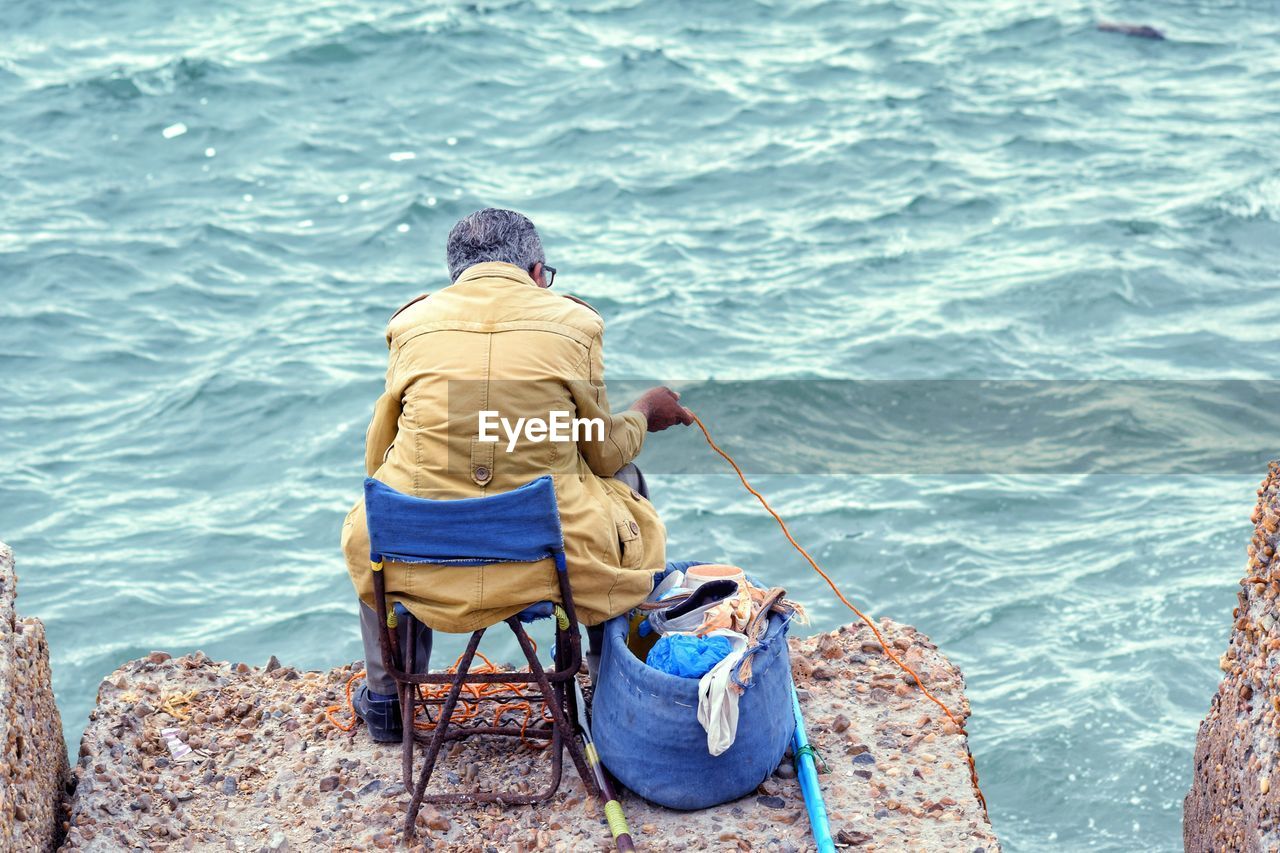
[696,630,750,756]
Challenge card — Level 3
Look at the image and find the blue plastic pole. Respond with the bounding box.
[791,684,836,853]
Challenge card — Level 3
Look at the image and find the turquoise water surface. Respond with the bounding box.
[3,2,1280,850]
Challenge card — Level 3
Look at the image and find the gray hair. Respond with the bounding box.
[445,208,545,282]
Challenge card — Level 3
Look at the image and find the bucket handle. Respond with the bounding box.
[730,612,792,691]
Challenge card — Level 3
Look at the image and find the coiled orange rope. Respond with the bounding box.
[688,412,987,815]
[327,645,551,743]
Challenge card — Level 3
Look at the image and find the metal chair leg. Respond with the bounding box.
[396,610,600,836]
[507,617,601,801]
[401,616,418,788]
[403,629,484,838]
[400,684,415,789]
[559,622,580,735]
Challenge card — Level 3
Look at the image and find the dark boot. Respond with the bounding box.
[353,683,403,742]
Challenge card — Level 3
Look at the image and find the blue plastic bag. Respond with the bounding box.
[646,633,733,678]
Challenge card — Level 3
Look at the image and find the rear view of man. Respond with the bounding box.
[340,207,692,741]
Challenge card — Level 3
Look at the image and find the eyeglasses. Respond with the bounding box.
[542,264,557,287]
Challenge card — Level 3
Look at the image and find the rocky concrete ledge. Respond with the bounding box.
[1185,462,1280,852]
[1,542,69,852]
[63,619,995,852]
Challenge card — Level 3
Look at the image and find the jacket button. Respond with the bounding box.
[629,521,640,536]
[474,466,490,483]
[630,489,642,501]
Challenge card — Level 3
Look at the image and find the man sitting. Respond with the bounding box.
[340,207,692,741]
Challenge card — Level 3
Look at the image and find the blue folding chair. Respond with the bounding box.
[363,475,601,837]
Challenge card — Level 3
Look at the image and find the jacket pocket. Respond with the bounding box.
[614,519,644,569]
[610,492,645,570]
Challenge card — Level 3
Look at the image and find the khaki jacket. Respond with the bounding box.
[341,262,666,632]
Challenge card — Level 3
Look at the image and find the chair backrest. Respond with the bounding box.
[364,476,565,570]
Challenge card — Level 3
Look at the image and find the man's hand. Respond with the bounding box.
[630,386,694,432]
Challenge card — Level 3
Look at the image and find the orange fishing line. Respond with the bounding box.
[688,411,987,814]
